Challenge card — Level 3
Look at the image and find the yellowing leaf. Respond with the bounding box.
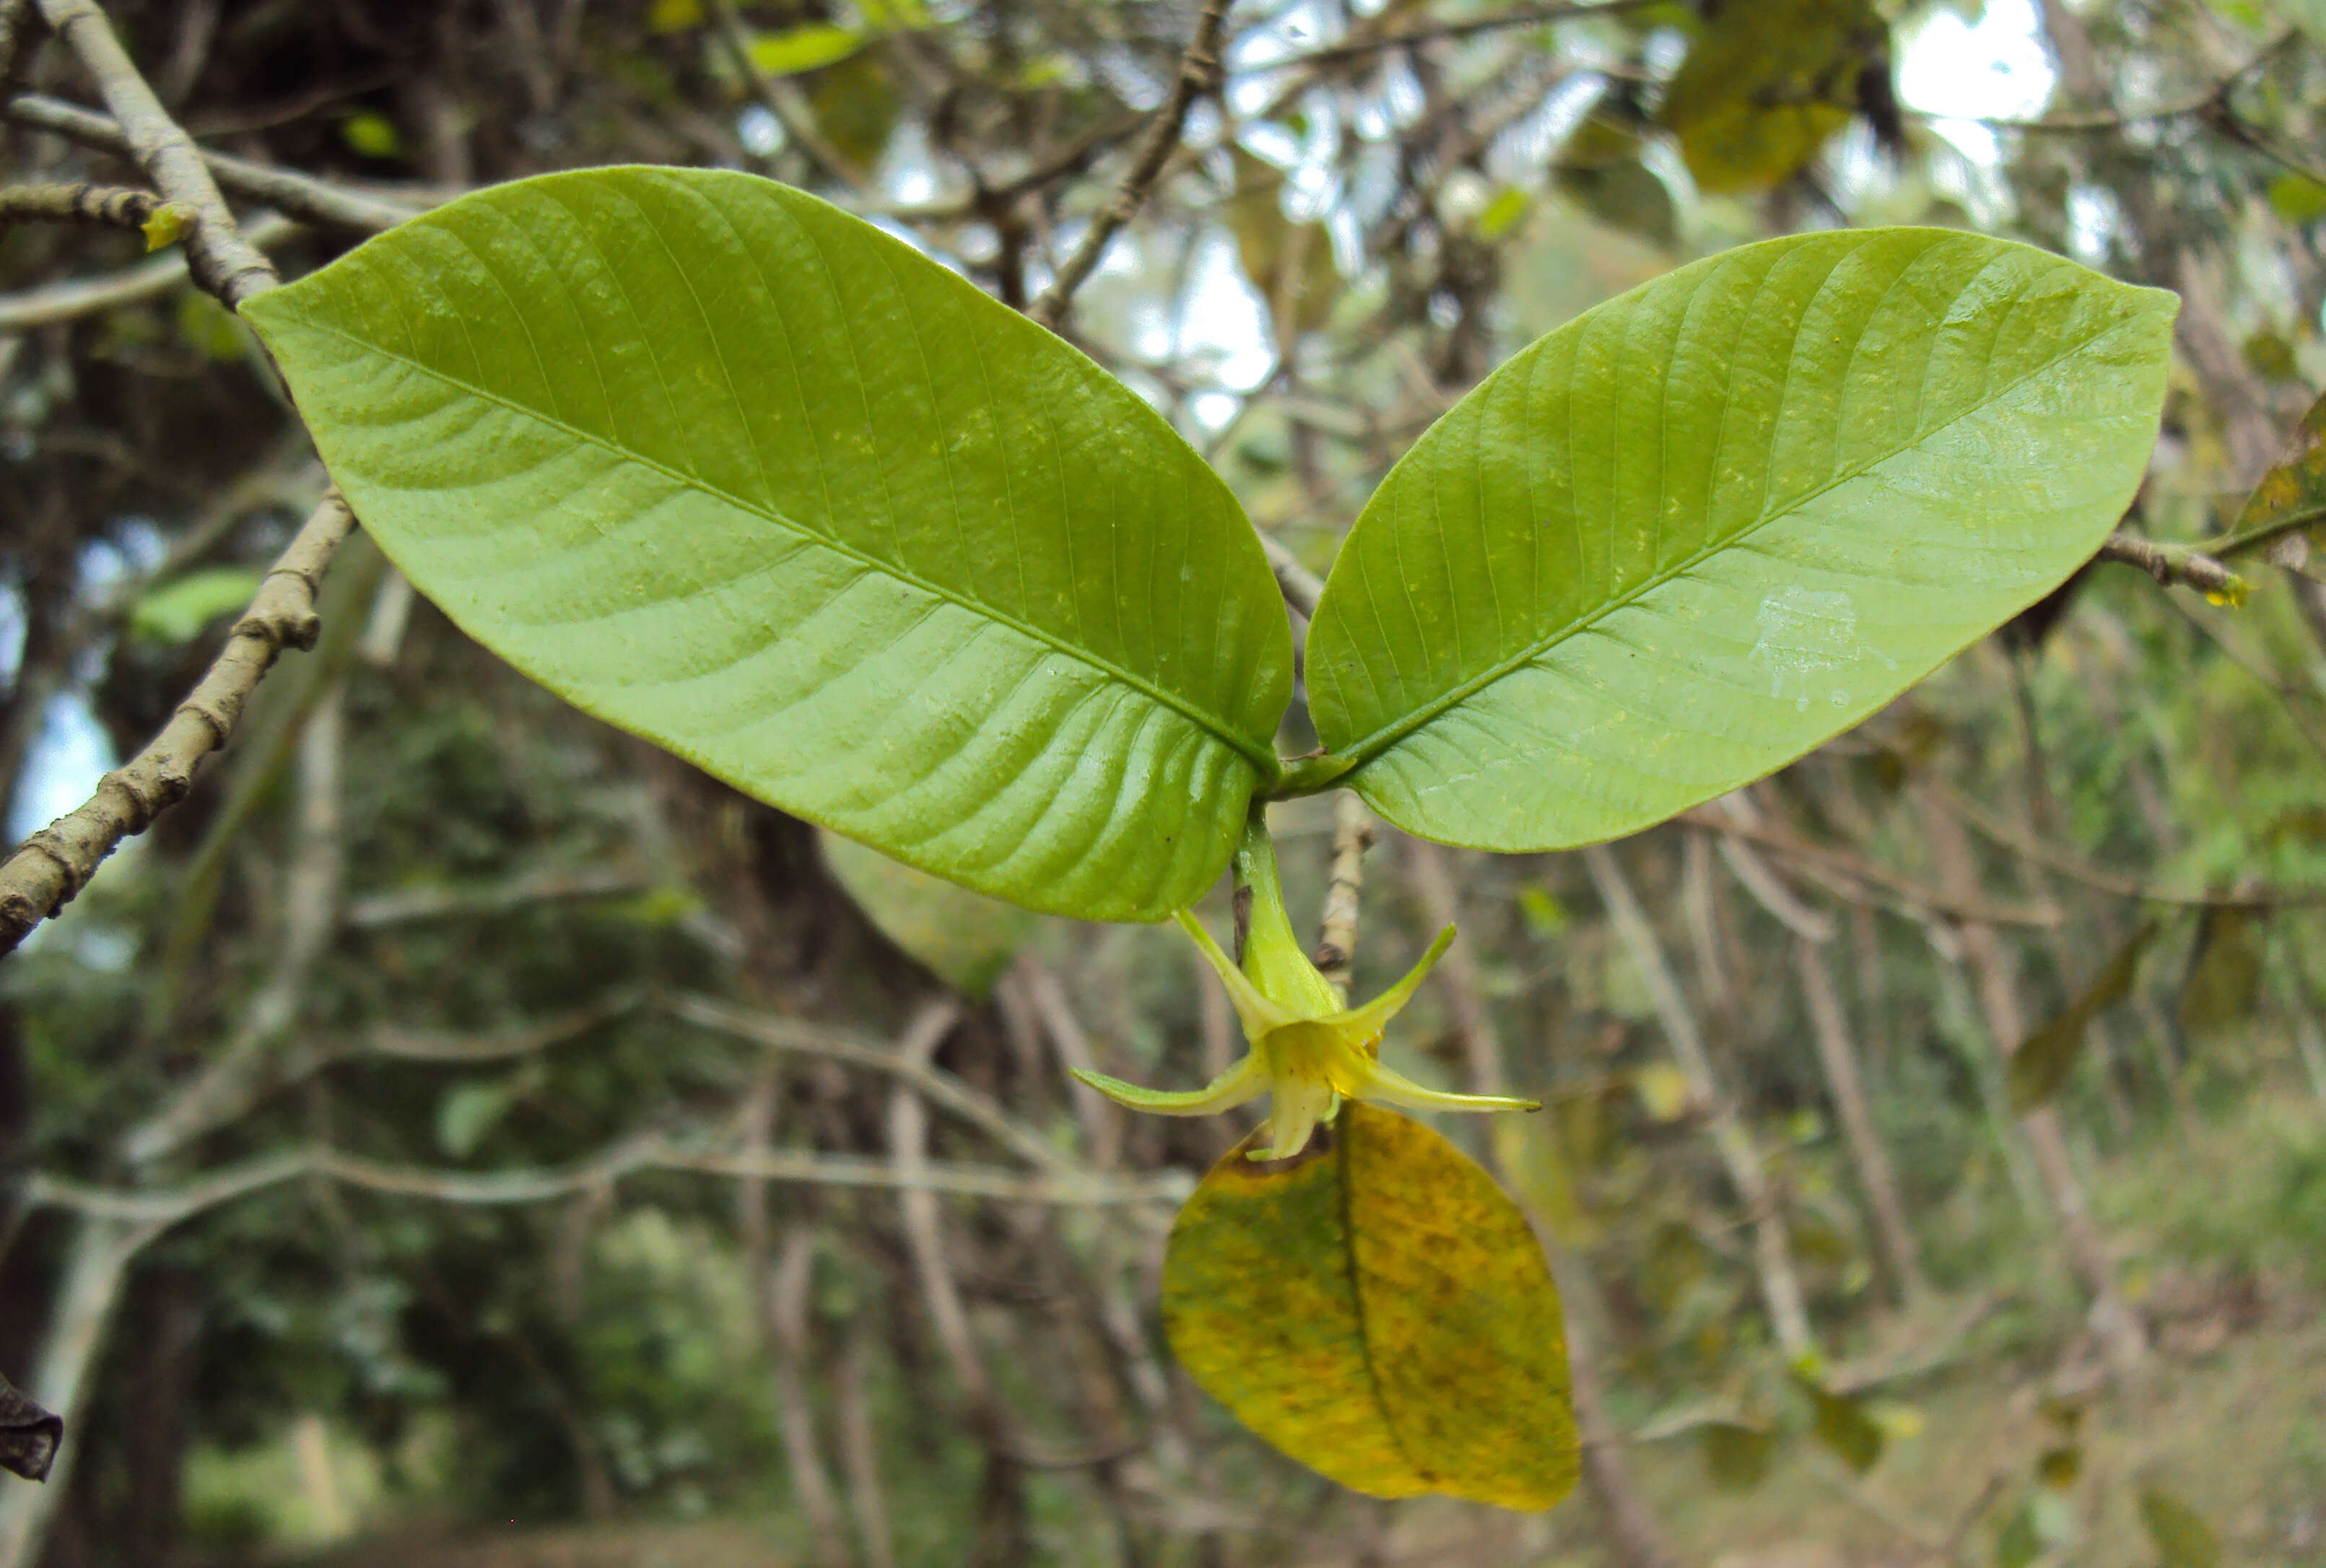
[1633,1063,1694,1123]
[820,831,1038,1001]
[647,0,703,31]
[2223,388,2326,557]
[1162,1102,1578,1510]
[749,22,863,77]
[2138,1486,2221,1568]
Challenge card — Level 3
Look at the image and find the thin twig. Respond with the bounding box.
[1676,806,2064,928]
[5,92,427,231]
[0,207,296,330]
[0,179,188,237]
[1259,531,1325,619]
[665,991,1076,1177]
[1029,0,1232,329]
[703,0,866,189]
[1311,793,1374,997]
[1931,781,2325,910]
[2096,530,2247,599]
[21,1138,1189,1232]
[1250,0,1663,72]
[35,0,275,305]
[2203,500,2326,561]
[0,491,354,957]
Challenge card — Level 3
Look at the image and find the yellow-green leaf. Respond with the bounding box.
[1660,0,1882,194]
[1702,1420,1776,1491]
[1795,1371,1884,1472]
[339,109,401,160]
[2138,1485,2220,1568]
[1162,1102,1578,1510]
[821,830,1037,1001]
[2222,388,2326,557]
[748,23,863,76]
[2008,923,2153,1112]
[2179,907,2262,1035]
[129,567,264,645]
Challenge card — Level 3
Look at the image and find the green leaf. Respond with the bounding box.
[437,1079,516,1159]
[1660,0,1882,194]
[821,829,1037,999]
[339,109,402,160]
[1702,1420,1775,1491]
[1553,117,1677,250]
[129,567,264,645]
[747,23,863,76]
[243,168,1292,923]
[2267,171,2326,226]
[1162,1102,1578,1510]
[1302,227,2175,850]
[2179,906,2262,1035]
[1995,1503,2040,1568]
[2138,1485,2221,1568]
[1795,1370,1885,1472]
[2009,923,2153,1113]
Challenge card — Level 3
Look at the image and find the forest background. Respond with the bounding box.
[1,0,2325,1565]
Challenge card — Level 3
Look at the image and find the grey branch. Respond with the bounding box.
[5,93,426,232]
[35,0,276,305]
[664,992,1076,1177]
[22,1138,1191,1232]
[0,179,187,236]
[1258,531,1325,619]
[2095,530,2247,599]
[1258,0,1665,71]
[0,491,356,957]
[1311,793,1374,996]
[1029,0,1233,329]
[0,208,297,331]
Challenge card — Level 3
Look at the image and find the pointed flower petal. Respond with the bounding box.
[1349,1055,1541,1117]
[1333,923,1458,1042]
[1175,910,1293,1038]
[1252,1072,1338,1162]
[1071,1053,1268,1116]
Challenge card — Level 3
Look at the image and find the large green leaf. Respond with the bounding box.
[1162,1102,1578,1510]
[243,167,1292,922]
[1303,228,2174,850]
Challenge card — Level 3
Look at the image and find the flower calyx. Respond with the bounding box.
[1072,818,1538,1159]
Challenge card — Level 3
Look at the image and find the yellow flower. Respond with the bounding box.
[1072,821,1538,1160]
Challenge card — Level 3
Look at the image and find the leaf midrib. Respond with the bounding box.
[1328,308,2140,773]
[282,310,1282,780]
[1335,1110,1433,1492]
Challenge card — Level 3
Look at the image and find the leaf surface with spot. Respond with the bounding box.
[1162,1102,1578,1509]
[1303,227,2175,850]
